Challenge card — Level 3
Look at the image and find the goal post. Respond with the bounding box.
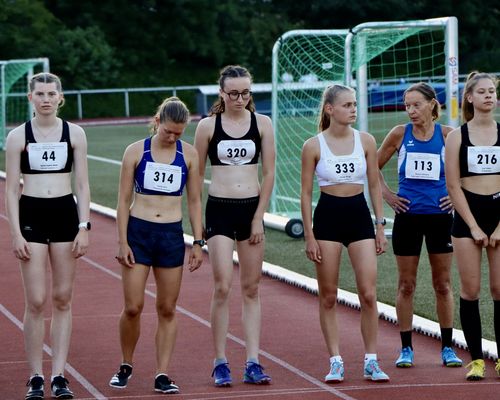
[0,58,50,149]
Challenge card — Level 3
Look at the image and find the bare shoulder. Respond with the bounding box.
[195,115,216,133]
[440,124,455,137]
[5,123,26,150]
[180,140,198,159]
[302,134,319,151]
[255,112,272,127]
[359,130,377,146]
[67,121,86,138]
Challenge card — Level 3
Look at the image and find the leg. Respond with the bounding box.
[119,263,150,364]
[428,253,454,335]
[236,239,265,361]
[208,236,235,360]
[48,242,78,377]
[19,243,49,376]
[395,255,419,334]
[315,241,343,356]
[153,266,183,374]
[486,245,500,356]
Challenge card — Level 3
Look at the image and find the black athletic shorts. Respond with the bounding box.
[452,188,500,238]
[205,195,261,241]
[392,212,453,256]
[313,192,375,247]
[19,194,79,244]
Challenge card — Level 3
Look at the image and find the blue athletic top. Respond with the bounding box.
[134,137,188,196]
[208,112,261,166]
[20,120,73,174]
[397,123,447,214]
[459,122,500,178]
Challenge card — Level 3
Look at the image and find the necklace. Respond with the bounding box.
[32,119,60,138]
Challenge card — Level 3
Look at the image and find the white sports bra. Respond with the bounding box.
[315,129,367,187]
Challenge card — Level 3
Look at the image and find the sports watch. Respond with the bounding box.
[374,217,386,226]
[78,221,91,231]
[193,239,206,247]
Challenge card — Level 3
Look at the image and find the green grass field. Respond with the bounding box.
[0,116,497,341]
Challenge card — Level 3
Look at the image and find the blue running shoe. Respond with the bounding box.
[364,359,390,382]
[243,362,271,384]
[441,347,462,367]
[325,360,344,383]
[395,346,414,368]
[211,363,232,387]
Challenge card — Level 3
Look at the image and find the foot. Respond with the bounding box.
[465,359,485,381]
[51,375,74,399]
[495,359,500,377]
[154,374,180,394]
[212,363,232,387]
[441,346,462,367]
[325,360,344,383]
[395,346,414,368]
[243,362,271,384]
[364,359,390,382]
[109,363,133,388]
[25,375,44,400]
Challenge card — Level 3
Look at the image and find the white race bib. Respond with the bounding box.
[467,146,500,174]
[28,142,68,171]
[217,140,256,165]
[405,152,440,180]
[143,162,182,193]
[326,154,364,183]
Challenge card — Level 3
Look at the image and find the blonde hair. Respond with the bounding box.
[318,84,356,131]
[150,96,190,134]
[461,71,498,122]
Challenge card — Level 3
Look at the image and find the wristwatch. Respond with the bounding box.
[374,217,386,226]
[78,221,91,231]
[193,239,206,247]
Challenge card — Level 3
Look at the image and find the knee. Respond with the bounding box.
[241,283,259,301]
[359,289,377,308]
[398,279,416,297]
[320,291,338,310]
[26,297,46,315]
[123,303,144,319]
[433,279,452,297]
[52,291,72,312]
[213,284,231,302]
[156,302,176,321]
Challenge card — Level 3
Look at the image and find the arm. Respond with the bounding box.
[193,117,211,238]
[4,126,31,260]
[364,132,388,254]
[377,125,409,213]
[300,137,321,263]
[445,129,488,247]
[249,114,276,244]
[184,142,204,272]
[69,124,90,258]
[115,142,140,266]
[437,124,456,212]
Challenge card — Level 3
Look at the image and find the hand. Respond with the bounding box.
[375,227,387,255]
[489,225,500,248]
[384,191,410,214]
[249,218,264,245]
[470,225,488,248]
[72,229,89,258]
[188,245,203,272]
[305,237,322,263]
[12,235,31,261]
[439,195,454,213]
[115,244,135,267]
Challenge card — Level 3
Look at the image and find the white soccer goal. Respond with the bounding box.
[0,58,50,149]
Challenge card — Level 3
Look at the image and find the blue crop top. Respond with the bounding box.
[134,137,188,196]
[20,120,73,174]
[459,122,500,178]
[207,112,261,166]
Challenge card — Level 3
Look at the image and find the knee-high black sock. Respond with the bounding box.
[400,330,412,349]
[494,300,500,357]
[460,297,483,360]
[440,327,453,349]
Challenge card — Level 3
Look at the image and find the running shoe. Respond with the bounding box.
[325,360,344,383]
[25,375,44,400]
[495,359,500,377]
[364,359,390,382]
[211,363,232,387]
[441,346,463,367]
[51,375,74,399]
[465,359,485,381]
[154,374,179,394]
[395,346,414,368]
[109,363,133,388]
[243,362,271,384]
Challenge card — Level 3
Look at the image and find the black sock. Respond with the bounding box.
[400,330,412,349]
[494,300,500,357]
[441,327,453,349]
[460,297,483,360]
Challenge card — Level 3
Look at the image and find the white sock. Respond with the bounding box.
[364,353,377,366]
[330,355,342,364]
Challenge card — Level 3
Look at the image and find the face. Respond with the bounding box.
[220,77,252,111]
[404,90,434,125]
[156,120,186,145]
[467,78,497,112]
[28,82,63,116]
[326,90,357,125]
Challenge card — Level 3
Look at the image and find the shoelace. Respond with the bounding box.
[212,363,230,377]
[330,361,343,374]
[247,363,265,375]
[117,367,131,379]
[366,360,382,373]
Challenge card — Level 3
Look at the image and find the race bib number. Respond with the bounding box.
[217,140,256,165]
[468,146,500,174]
[143,162,182,193]
[326,155,363,183]
[28,142,68,171]
[405,152,440,180]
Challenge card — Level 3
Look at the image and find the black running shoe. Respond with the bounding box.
[154,374,179,394]
[25,375,44,400]
[51,375,74,399]
[109,363,133,388]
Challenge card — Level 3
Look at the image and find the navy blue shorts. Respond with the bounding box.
[205,195,261,241]
[392,212,453,256]
[313,192,375,247]
[19,194,79,244]
[127,216,185,268]
[452,189,500,238]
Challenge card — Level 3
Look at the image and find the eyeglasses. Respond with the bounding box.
[223,90,252,101]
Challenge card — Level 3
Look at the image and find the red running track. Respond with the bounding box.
[0,179,498,399]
